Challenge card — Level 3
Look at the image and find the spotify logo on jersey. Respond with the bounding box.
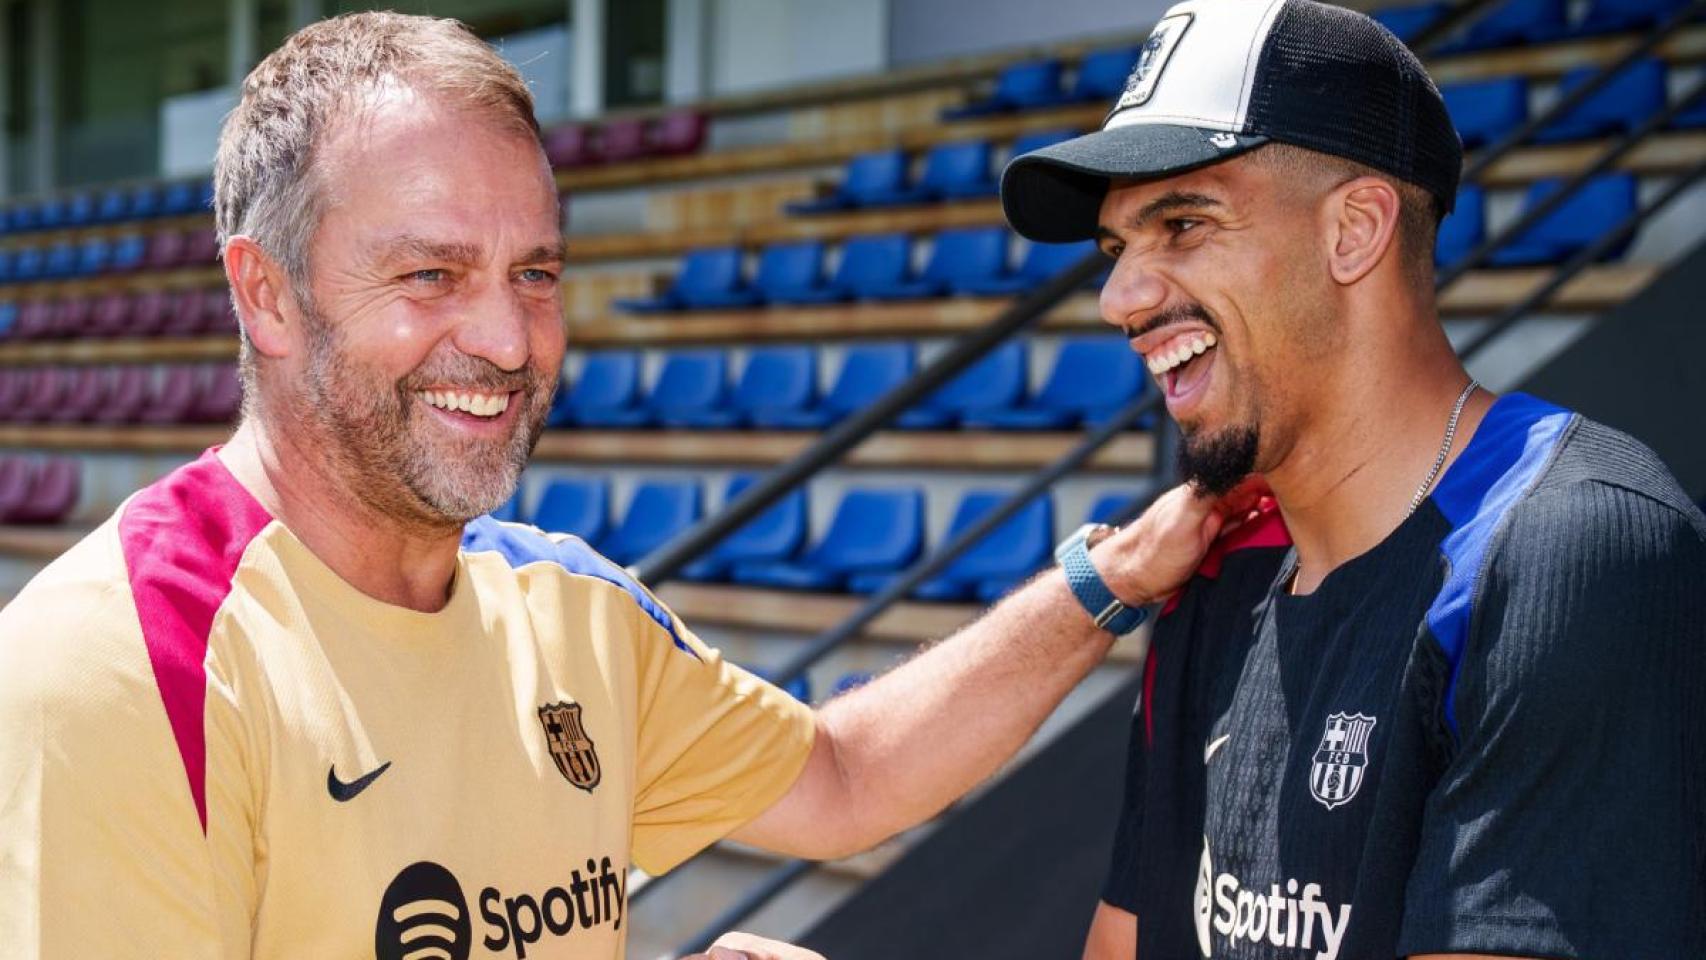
[376,861,473,960]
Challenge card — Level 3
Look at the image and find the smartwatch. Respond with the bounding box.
[1054,523,1149,636]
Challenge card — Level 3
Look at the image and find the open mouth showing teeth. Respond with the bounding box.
[419,389,512,419]
[1146,330,1219,397]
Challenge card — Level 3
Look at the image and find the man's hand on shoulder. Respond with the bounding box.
[681,931,827,960]
[1093,476,1272,607]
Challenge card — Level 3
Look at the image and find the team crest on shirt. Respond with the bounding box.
[538,702,601,793]
[1309,712,1377,810]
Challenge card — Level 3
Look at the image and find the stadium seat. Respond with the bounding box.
[182,227,221,266]
[1488,173,1639,266]
[532,476,611,545]
[1,457,80,525]
[1071,46,1141,102]
[128,184,163,220]
[189,364,242,423]
[614,247,757,312]
[128,289,173,338]
[1672,96,1706,130]
[0,370,22,413]
[866,227,1010,299]
[37,198,66,231]
[74,238,111,276]
[1371,1,1452,42]
[1535,58,1667,143]
[860,141,998,205]
[194,178,216,213]
[86,292,132,338]
[52,296,96,338]
[601,479,703,566]
[955,239,1100,295]
[1087,490,1147,525]
[648,110,707,156]
[160,180,198,217]
[1572,0,1690,35]
[92,366,149,424]
[770,232,912,303]
[732,346,819,428]
[201,288,239,335]
[681,473,809,581]
[848,490,1054,602]
[544,124,598,168]
[646,350,733,428]
[11,247,44,283]
[966,337,1146,429]
[64,193,95,227]
[93,188,130,223]
[1010,128,1079,159]
[0,250,12,285]
[43,243,77,280]
[0,302,17,339]
[159,288,212,337]
[9,203,41,233]
[145,230,189,271]
[751,241,829,303]
[11,368,69,423]
[832,672,874,696]
[489,489,524,524]
[14,300,54,340]
[943,59,1066,119]
[733,487,925,591]
[765,341,915,429]
[786,149,910,214]
[566,351,649,428]
[0,458,30,519]
[1445,0,1568,49]
[1436,185,1488,267]
[139,365,201,424]
[896,340,1029,429]
[1440,76,1528,149]
[597,118,649,164]
[48,367,109,424]
[108,233,148,273]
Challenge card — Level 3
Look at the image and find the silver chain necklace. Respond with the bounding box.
[1406,378,1479,518]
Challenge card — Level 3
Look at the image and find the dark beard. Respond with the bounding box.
[1178,425,1259,497]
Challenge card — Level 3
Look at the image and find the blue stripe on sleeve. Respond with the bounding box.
[1425,392,1573,739]
[461,515,699,660]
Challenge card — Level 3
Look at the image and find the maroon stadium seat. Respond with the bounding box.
[139,365,199,424]
[92,365,149,424]
[144,229,189,271]
[12,368,69,423]
[159,288,210,337]
[88,291,135,338]
[49,367,112,423]
[0,370,26,421]
[51,296,96,338]
[649,111,707,156]
[4,457,80,525]
[128,289,173,337]
[182,227,220,267]
[597,118,649,163]
[544,123,598,168]
[201,288,239,335]
[15,300,55,340]
[190,364,242,423]
[0,458,33,520]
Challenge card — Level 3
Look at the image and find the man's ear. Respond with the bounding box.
[222,236,295,359]
[1324,176,1401,287]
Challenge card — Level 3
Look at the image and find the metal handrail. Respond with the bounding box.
[1409,0,1507,58]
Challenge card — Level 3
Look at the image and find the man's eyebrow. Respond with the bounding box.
[514,241,567,266]
[373,234,483,267]
[1129,191,1225,228]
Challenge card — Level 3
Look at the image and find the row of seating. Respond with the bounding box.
[1437,173,1640,268]
[552,338,1145,432]
[0,287,236,341]
[1444,57,1706,150]
[941,45,1141,120]
[0,456,79,525]
[787,130,1075,214]
[0,364,240,425]
[1374,0,1689,48]
[543,110,708,170]
[0,227,220,286]
[0,178,212,237]
[506,471,1140,600]
[615,230,1099,312]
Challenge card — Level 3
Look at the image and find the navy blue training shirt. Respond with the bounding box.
[1103,393,1706,959]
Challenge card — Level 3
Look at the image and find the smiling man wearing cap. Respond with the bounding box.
[1002,1,1706,959]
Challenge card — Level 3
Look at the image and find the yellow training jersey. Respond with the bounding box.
[0,449,816,959]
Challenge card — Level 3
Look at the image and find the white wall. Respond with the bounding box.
[706,0,887,96]
[888,0,1163,66]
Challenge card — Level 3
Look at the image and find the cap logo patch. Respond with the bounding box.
[1208,132,1238,149]
[1111,13,1193,116]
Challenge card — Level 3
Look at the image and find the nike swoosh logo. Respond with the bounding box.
[1204,734,1231,764]
[327,761,391,802]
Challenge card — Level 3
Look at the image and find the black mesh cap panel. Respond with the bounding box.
[1244,0,1462,215]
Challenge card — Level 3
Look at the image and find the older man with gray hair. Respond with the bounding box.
[0,11,1251,959]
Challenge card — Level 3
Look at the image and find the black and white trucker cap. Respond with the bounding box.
[1001,0,1463,243]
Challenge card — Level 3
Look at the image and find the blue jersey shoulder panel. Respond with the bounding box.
[1425,391,1573,737]
[461,515,698,659]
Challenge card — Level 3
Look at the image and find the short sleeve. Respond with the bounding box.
[627,603,816,875]
[1398,483,1706,958]
[1101,695,1147,913]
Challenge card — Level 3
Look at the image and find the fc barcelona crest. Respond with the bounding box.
[538,702,601,793]
[1309,712,1376,811]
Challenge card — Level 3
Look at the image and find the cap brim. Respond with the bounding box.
[1001,124,1268,243]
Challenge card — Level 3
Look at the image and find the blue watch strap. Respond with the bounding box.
[1056,528,1148,635]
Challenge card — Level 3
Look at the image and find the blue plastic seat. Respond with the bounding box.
[160,181,198,217]
[43,243,77,280]
[1010,128,1080,159]
[734,346,818,427]
[489,488,525,523]
[13,247,45,283]
[897,340,1028,429]
[967,337,1146,429]
[568,351,650,428]
[1087,490,1146,525]
[751,241,830,303]
[1672,96,1706,130]
[733,487,925,591]
[1535,58,1667,143]
[867,227,1010,300]
[95,188,130,223]
[1072,47,1141,102]
[832,672,874,696]
[614,247,757,312]
[848,491,1055,603]
[108,234,148,273]
[787,149,910,214]
[0,302,18,338]
[544,376,575,428]
[1435,185,1488,268]
[9,203,41,233]
[0,250,13,285]
[1371,1,1451,42]
[1488,173,1639,266]
[129,185,163,219]
[75,239,111,276]
[1440,76,1529,149]
[863,141,998,205]
[1446,0,1568,49]
[602,479,703,566]
[765,342,916,429]
[648,349,734,428]
[943,59,1067,120]
[682,473,809,581]
[532,477,611,546]
[956,239,1100,296]
[1572,0,1689,35]
[770,232,912,304]
[37,198,66,231]
[64,193,95,227]
[194,178,216,213]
